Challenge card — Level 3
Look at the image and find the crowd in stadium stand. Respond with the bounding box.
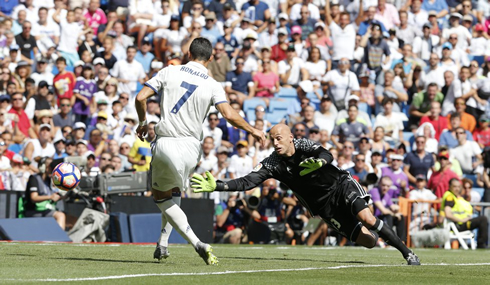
[1,0,490,246]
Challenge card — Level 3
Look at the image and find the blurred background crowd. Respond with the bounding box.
[1,0,490,246]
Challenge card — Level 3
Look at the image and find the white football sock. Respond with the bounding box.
[156,199,199,247]
[158,196,181,246]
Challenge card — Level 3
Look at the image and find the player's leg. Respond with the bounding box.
[153,187,218,265]
[356,208,419,265]
[345,179,420,265]
[154,189,180,260]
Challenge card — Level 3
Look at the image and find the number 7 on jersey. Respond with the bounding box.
[171,81,198,114]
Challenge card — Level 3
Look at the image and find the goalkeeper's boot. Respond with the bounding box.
[195,241,218,265]
[154,243,170,261]
[405,251,421,265]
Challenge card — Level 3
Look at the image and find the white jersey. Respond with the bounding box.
[145,61,228,141]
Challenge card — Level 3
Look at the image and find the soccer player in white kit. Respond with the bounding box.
[135,38,266,265]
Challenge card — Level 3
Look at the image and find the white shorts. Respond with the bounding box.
[151,136,202,192]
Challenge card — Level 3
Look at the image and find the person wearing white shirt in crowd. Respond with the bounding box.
[442,13,472,51]
[228,140,254,178]
[278,44,309,87]
[12,0,39,23]
[407,0,427,30]
[30,57,54,86]
[442,33,470,68]
[450,127,483,174]
[374,97,406,143]
[145,96,161,124]
[183,1,206,30]
[412,23,440,63]
[249,106,271,133]
[314,95,338,134]
[441,70,462,116]
[322,58,360,110]
[421,53,445,89]
[289,0,320,21]
[52,8,86,66]
[110,46,147,98]
[459,66,482,118]
[258,19,278,49]
[196,136,218,174]
[408,174,437,232]
[469,24,488,56]
[32,7,60,54]
[325,0,359,66]
[202,112,223,149]
[396,10,422,46]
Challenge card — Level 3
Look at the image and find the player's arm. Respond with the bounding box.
[192,167,272,193]
[297,140,334,176]
[135,86,156,141]
[216,102,266,146]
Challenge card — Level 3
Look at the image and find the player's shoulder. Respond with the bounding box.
[260,152,281,171]
[294,138,321,151]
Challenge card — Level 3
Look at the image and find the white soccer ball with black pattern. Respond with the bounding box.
[52,162,81,191]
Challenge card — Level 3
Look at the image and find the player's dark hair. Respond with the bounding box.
[189,37,213,61]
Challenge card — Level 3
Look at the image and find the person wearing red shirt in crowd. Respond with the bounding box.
[419,101,447,141]
[271,28,288,63]
[8,92,35,139]
[473,114,490,149]
[53,57,76,105]
[428,150,459,199]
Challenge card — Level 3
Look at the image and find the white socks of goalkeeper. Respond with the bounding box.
[156,198,200,247]
[158,196,180,247]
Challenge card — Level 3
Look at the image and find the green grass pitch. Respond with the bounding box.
[1,242,489,284]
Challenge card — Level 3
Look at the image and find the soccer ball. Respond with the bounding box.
[52,162,81,191]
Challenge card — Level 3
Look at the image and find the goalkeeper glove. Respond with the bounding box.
[191,171,217,193]
[299,157,327,176]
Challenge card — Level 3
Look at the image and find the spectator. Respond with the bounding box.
[208,42,231,84]
[409,83,443,127]
[134,38,154,74]
[270,28,288,63]
[428,150,460,198]
[53,57,76,105]
[30,58,54,87]
[451,127,483,175]
[381,154,409,198]
[459,66,481,121]
[332,105,370,149]
[15,21,39,65]
[474,115,490,149]
[440,178,488,248]
[218,20,239,59]
[23,124,55,171]
[203,113,223,149]
[249,105,271,133]
[72,65,96,124]
[404,135,435,185]
[110,46,147,98]
[214,193,250,244]
[336,94,372,129]
[52,8,88,66]
[419,101,447,141]
[253,59,280,103]
[128,121,154,172]
[412,23,440,64]
[229,140,253,178]
[448,97,476,133]
[374,97,406,144]
[413,123,438,154]
[196,136,218,175]
[347,153,368,181]
[338,140,355,169]
[278,44,308,89]
[211,146,234,179]
[442,13,471,51]
[439,112,473,149]
[408,174,437,231]
[241,0,271,28]
[314,95,337,134]
[225,58,255,103]
[375,70,408,114]
[374,0,400,30]
[8,92,34,139]
[370,176,407,244]
[360,21,390,78]
[322,59,359,111]
[422,0,449,19]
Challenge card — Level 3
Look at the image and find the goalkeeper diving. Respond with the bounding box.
[192,123,420,265]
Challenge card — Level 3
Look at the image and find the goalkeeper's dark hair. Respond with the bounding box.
[189,37,213,61]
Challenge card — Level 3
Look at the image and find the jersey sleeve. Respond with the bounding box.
[211,82,228,106]
[218,166,272,191]
[145,67,168,94]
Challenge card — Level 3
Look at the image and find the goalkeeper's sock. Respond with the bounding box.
[369,218,411,258]
[158,196,181,247]
[156,198,199,247]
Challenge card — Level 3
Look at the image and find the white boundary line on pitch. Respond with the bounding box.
[3,263,490,282]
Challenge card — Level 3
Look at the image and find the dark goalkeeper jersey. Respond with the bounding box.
[219,138,351,215]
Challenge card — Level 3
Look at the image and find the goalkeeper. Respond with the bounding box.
[192,124,420,265]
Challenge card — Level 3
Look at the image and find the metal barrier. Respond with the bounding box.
[398,198,490,248]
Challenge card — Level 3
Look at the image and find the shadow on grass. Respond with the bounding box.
[7,254,36,257]
[220,256,365,264]
[53,257,159,264]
